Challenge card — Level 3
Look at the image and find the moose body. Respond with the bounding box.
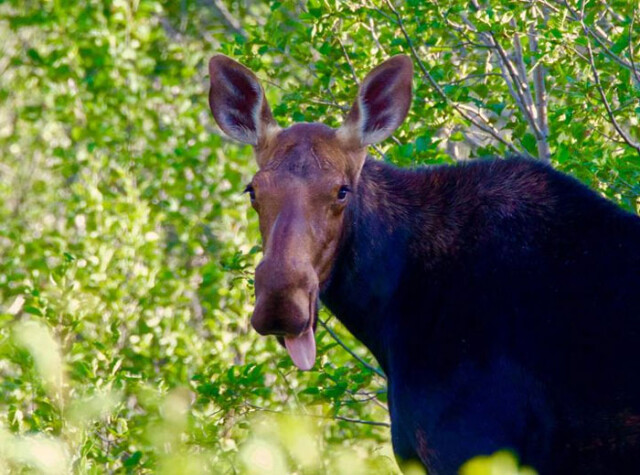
[207,54,640,473]
[322,156,640,473]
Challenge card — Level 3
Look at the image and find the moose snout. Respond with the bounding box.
[251,258,318,336]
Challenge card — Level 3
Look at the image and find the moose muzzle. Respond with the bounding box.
[252,258,319,370]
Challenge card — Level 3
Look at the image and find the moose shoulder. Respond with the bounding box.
[207,54,640,474]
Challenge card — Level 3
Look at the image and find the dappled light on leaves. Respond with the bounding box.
[13,321,65,404]
[240,438,288,475]
[401,460,427,475]
[0,427,70,475]
[460,450,538,475]
[237,412,399,474]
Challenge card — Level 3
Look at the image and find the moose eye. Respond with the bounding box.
[244,185,256,201]
[337,185,351,201]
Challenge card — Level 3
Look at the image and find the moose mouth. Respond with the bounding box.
[277,289,319,371]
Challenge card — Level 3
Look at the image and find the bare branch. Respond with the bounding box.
[332,414,389,427]
[455,9,547,156]
[528,16,551,161]
[454,3,553,160]
[366,17,386,54]
[347,389,389,411]
[511,19,537,117]
[587,124,630,145]
[488,30,542,138]
[454,9,545,152]
[389,135,403,146]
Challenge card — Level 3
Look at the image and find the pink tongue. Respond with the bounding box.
[284,329,316,371]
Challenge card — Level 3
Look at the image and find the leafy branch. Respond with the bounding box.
[383,0,530,158]
[579,8,640,154]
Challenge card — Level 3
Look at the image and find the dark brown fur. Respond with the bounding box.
[207,54,640,474]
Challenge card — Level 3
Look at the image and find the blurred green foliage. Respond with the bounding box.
[0,0,637,473]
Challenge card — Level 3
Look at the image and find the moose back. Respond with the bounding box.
[207,54,640,474]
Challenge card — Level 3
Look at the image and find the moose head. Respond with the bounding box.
[208,54,413,370]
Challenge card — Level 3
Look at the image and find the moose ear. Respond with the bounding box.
[338,55,413,147]
[208,55,279,146]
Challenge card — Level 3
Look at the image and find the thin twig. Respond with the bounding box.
[445,72,502,85]
[333,414,389,426]
[319,318,386,379]
[336,32,360,85]
[244,403,390,427]
[308,98,350,111]
[587,124,629,144]
[371,144,387,159]
[207,0,247,38]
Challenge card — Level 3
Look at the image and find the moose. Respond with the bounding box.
[207,54,640,473]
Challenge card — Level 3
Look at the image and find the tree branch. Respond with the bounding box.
[207,0,247,38]
[528,16,551,161]
[244,402,390,427]
[555,0,635,71]
[336,32,360,86]
[319,318,386,379]
[366,17,386,54]
[383,0,525,157]
[582,22,640,154]
[487,30,542,139]
[456,10,546,156]
[629,9,640,86]
[444,72,502,85]
[509,20,539,127]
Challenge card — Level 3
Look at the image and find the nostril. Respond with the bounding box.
[251,296,288,336]
[251,314,289,336]
[251,289,311,336]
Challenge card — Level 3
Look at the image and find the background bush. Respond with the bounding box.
[0,0,638,473]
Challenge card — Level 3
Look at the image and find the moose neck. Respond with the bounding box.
[320,157,435,373]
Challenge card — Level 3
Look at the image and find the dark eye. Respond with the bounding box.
[244,184,256,201]
[337,185,351,201]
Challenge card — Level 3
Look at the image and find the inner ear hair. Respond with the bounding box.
[338,55,413,147]
[208,55,279,146]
